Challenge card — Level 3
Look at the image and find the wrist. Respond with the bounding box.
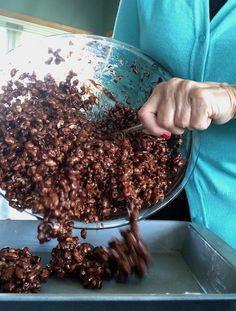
[220,83,236,118]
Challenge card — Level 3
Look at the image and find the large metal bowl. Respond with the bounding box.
[0,34,199,229]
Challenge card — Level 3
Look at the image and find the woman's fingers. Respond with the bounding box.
[139,78,189,135]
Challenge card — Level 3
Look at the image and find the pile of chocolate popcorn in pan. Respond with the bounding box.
[0,48,184,292]
[0,247,49,293]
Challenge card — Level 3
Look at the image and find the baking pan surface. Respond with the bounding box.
[0,220,236,310]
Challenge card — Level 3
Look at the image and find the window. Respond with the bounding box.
[0,10,90,55]
[0,14,69,56]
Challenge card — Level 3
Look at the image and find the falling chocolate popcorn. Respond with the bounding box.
[50,222,150,289]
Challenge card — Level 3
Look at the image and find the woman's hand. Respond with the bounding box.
[138,78,236,137]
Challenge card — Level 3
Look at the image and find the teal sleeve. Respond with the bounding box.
[113,0,140,48]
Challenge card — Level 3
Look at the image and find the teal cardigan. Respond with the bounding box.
[113,0,236,249]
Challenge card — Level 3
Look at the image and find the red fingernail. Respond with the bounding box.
[161,132,171,140]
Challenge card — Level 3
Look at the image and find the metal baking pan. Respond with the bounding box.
[0,220,236,311]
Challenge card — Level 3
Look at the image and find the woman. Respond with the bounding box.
[113,0,236,249]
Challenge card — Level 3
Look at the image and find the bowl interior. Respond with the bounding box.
[0,34,198,229]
